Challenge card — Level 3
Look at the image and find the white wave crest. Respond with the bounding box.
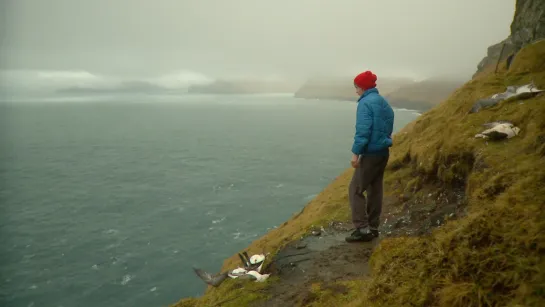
[120,274,133,285]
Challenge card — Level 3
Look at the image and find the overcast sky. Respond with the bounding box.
[1,0,516,80]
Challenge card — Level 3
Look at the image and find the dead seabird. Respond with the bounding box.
[193,266,270,287]
[469,82,544,113]
[238,251,265,272]
[475,121,520,140]
[193,252,269,287]
[481,120,514,129]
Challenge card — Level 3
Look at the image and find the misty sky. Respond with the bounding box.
[1,0,516,80]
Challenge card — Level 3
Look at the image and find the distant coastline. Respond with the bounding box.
[293,77,464,112]
[292,94,431,112]
[49,76,464,112]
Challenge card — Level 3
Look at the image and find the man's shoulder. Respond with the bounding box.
[363,93,390,109]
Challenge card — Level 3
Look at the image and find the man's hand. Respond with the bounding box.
[350,154,360,168]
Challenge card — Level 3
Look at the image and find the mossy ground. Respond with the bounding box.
[173,40,545,307]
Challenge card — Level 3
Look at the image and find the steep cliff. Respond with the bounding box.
[511,0,545,50]
[173,38,545,307]
[475,0,544,76]
[173,2,545,306]
[475,37,516,75]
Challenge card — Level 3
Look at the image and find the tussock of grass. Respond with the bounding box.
[172,41,545,307]
[299,280,370,307]
[173,276,276,307]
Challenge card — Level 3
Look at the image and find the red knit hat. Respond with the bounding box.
[353,71,377,90]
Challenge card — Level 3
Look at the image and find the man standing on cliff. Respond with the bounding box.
[345,71,394,243]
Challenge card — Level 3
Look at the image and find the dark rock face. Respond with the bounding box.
[474,0,545,75]
[475,37,515,74]
[510,0,545,50]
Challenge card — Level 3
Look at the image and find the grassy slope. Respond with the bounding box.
[173,40,545,307]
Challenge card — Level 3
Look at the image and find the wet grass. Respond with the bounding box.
[299,280,370,307]
[172,40,545,307]
[173,276,277,307]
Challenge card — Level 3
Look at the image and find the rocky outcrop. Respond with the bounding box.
[475,37,516,74]
[474,0,545,76]
[510,0,545,50]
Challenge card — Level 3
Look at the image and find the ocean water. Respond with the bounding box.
[0,93,419,307]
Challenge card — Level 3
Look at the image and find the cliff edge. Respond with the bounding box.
[173,3,545,306]
[475,0,544,76]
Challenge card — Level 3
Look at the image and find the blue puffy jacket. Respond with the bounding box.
[351,88,394,156]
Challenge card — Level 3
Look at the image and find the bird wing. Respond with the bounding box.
[479,126,495,135]
[238,253,249,268]
[247,259,264,272]
[483,130,508,141]
[228,268,248,278]
[482,121,512,129]
[245,270,271,282]
[242,252,251,265]
[237,273,258,281]
[250,254,265,264]
[515,84,531,94]
[193,268,228,287]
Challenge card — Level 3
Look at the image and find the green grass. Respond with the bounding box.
[172,40,545,307]
[172,276,276,307]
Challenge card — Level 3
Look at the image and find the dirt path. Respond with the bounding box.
[257,222,379,306]
[254,186,467,306]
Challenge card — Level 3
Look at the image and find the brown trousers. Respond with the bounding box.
[349,155,389,230]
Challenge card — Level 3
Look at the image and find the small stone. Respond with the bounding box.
[311,230,321,236]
